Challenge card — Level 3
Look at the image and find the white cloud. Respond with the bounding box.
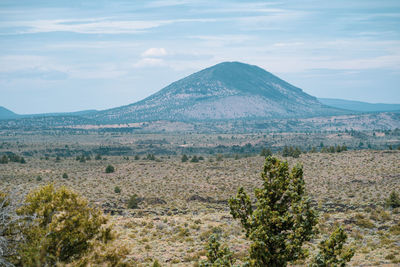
[1,17,217,35]
[142,48,167,57]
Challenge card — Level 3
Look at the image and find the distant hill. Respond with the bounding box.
[318,98,400,112]
[25,109,98,118]
[0,106,19,120]
[91,62,345,123]
[0,107,98,121]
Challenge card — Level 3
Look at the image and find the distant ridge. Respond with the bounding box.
[0,107,98,121]
[91,62,345,123]
[318,98,400,112]
[0,106,19,120]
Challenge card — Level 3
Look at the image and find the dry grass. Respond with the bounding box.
[1,149,400,266]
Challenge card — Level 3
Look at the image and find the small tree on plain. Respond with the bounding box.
[312,226,354,266]
[16,184,112,266]
[105,165,115,173]
[229,156,318,266]
[386,190,400,208]
[127,194,139,209]
[199,234,235,267]
[181,154,188,162]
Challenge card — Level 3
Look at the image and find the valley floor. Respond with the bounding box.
[1,150,400,265]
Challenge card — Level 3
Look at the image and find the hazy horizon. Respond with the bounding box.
[1,0,400,114]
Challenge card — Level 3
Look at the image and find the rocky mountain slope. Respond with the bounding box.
[0,106,19,120]
[91,62,344,122]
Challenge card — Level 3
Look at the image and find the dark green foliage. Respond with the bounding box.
[62,173,68,179]
[114,186,121,194]
[134,155,140,160]
[36,176,42,181]
[321,145,347,153]
[181,154,188,162]
[127,194,139,209]
[216,154,223,161]
[229,156,318,266]
[0,155,8,164]
[95,154,102,160]
[260,148,272,157]
[190,155,199,163]
[55,156,61,162]
[282,146,301,158]
[105,165,115,173]
[386,191,400,208]
[1,153,26,164]
[199,234,235,267]
[312,226,354,267]
[146,154,155,160]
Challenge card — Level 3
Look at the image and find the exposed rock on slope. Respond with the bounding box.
[91,62,343,122]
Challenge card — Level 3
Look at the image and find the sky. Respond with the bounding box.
[1,0,400,114]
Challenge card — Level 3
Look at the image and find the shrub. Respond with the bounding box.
[0,191,18,266]
[181,154,188,162]
[146,154,155,161]
[114,186,121,194]
[260,148,272,157]
[105,165,115,173]
[282,146,301,158]
[190,155,199,163]
[95,154,102,160]
[229,156,318,266]
[16,184,112,266]
[62,173,68,179]
[199,234,235,267]
[0,155,8,164]
[152,259,162,267]
[386,191,400,208]
[127,194,140,209]
[312,226,354,267]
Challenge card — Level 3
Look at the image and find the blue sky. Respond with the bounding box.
[1,0,400,114]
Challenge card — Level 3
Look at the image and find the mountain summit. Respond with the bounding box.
[92,62,342,122]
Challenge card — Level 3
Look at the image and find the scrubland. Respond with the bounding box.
[1,143,399,265]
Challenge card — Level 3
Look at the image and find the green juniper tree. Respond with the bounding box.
[229,156,318,267]
[199,234,235,267]
[312,226,354,267]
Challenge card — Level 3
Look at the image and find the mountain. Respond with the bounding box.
[91,62,344,123]
[0,106,19,120]
[318,98,400,113]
